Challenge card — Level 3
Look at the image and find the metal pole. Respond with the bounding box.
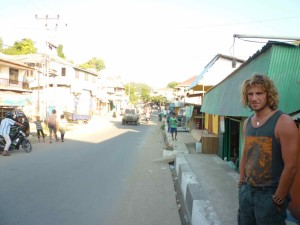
[233,34,300,41]
[202,80,204,138]
[37,69,40,115]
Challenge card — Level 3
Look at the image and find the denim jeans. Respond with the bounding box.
[238,184,288,225]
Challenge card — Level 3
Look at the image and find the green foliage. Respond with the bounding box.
[150,95,168,105]
[124,83,152,105]
[1,38,37,55]
[124,82,169,106]
[167,81,179,89]
[57,44,66,59]
[79,57,105,72]
[141,86,151,103]
[124,83,138,104]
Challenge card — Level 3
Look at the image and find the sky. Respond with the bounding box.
[1,0,300,88]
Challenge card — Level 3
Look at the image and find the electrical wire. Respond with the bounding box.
[186,16,300,29]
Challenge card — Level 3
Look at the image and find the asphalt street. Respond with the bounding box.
[0,116,181,225]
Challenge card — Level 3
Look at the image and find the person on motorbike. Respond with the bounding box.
[0,112,24,156]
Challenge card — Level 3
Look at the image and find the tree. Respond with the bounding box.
[57,44,66,59]
[80,57,105,72]
[124,82,152,104]
[141,86,151,103]
[150,95,168,106]
[1,38,37,55]
[124,84,139,104]
[167,81,179,89]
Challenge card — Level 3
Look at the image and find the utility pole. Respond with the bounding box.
[35,14,67,53]
[128,82,131,104]
[35,14,60,30]
[35,14,64,117]
[233,34,300,41]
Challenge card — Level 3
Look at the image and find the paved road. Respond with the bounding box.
[0,116,181,225]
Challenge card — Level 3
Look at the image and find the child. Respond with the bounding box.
[59,115,67,142]
[34,116,45,142]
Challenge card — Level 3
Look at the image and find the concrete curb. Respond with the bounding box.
[175,155,221,225]
[163,121,222,225]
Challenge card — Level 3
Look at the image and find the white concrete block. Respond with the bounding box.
[181,172,198,200]
[191,200,209,225]
[175,156,187,174]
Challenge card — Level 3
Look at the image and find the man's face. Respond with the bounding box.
[247,85,268,111]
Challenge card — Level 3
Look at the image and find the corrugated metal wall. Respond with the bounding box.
[202,44,300,116]
[268,45,300,114]
[202,48,271,117]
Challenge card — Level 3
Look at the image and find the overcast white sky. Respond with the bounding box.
[1,0,300,88]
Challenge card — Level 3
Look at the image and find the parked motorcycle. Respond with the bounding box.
[0,126,32,153]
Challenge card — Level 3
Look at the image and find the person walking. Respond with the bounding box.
[58,115,67,142]
[238,74,299,225]
[47,109,59,143]
[169,112,178,141]
[0,112,24,156]
[34,116,45,142]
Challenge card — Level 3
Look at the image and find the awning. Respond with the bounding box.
[189,85,214,91]
[0,92,32,106]
[188,55,219,90]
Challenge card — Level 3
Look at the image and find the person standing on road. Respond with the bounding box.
[34,116,45,142]
[58,114,67,142]
[169,112,178,141]
[47,109,59,143]
[238,74,299,225]
[0,112,24,156]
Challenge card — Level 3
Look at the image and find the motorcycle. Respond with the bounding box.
[0,126,32,153]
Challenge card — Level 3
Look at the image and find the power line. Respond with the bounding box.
[187,16,300,29]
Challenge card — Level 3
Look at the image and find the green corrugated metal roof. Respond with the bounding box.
[201,42,300,117]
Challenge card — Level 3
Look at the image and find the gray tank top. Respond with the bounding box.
[244,110,283,187]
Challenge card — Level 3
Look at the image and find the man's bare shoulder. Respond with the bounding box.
[276,113,298,136]
[278,113,296,126]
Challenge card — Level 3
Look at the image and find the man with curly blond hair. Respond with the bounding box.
[238,73,299,225]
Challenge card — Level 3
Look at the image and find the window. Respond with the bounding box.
[62,67,66,76]
[125,109,136,114]
[9,68,19,84]
[26,70,34,77]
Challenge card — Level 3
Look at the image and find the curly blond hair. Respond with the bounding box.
[241,73,279,110]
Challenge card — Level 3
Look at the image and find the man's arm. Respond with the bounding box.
[15,121,24,127]
[275,114,299,200]
[239,118,248,183]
